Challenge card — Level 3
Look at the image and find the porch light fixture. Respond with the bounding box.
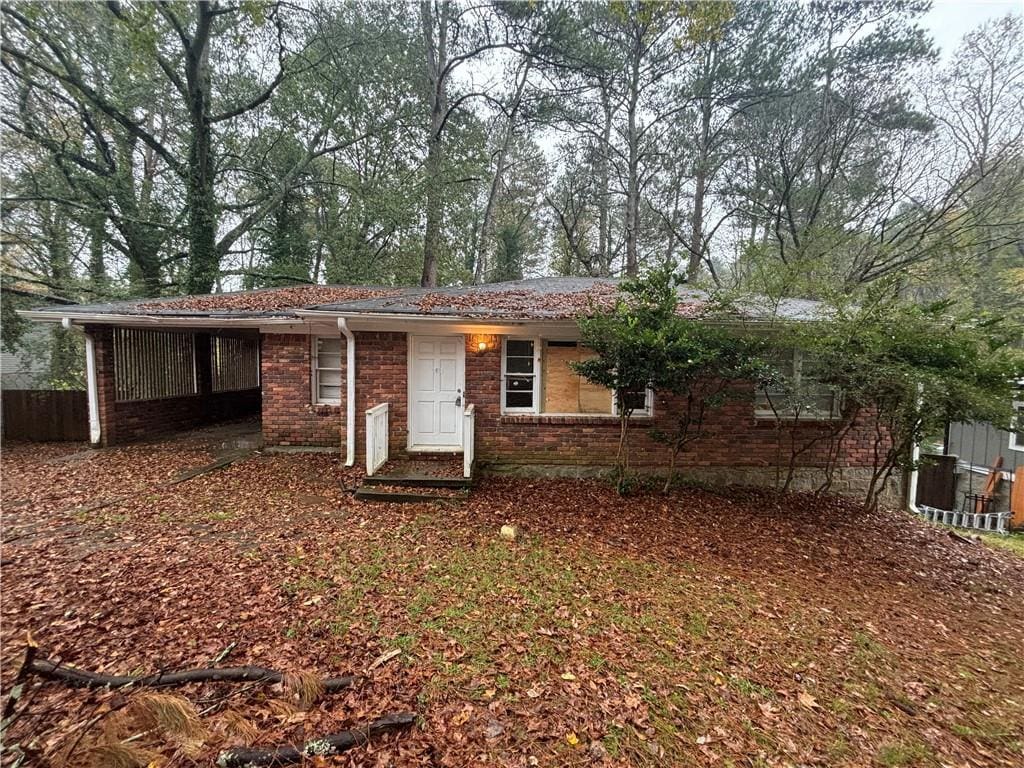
[471,334,497,352]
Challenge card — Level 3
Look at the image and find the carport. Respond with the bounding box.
[21,308,263,447]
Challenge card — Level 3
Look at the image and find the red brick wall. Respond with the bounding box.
[353,332,408,457]
[86,325,260,446]
[261,333,342,447]
[91,322,886,471]
[460,336,882,469]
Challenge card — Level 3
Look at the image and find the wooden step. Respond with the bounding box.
[354,485,469,503]
[362,474,470,489]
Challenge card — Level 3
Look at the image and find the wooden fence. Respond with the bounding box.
[917,453,958,511]
[1,390,88,442]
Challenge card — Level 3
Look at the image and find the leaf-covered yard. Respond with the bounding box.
[2,434,1023,767]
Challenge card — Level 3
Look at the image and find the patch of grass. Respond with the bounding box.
[686,611,708,638]
[977,532,1024,559]
[280,575,333,595]
[876,740,934,767]
[730,675,774,699]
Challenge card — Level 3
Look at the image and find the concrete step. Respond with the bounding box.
[354,485,469,503]
[362,474,470,489]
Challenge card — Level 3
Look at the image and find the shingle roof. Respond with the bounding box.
[24,277,826,322]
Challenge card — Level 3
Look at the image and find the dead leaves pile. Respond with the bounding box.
[134,286,403,314]
[2,442,1024,767]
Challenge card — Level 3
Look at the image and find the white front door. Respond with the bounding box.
[409,335,465,450]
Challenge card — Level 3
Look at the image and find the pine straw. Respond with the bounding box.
[282,669,324,710]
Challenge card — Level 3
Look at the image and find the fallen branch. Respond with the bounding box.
[25,657,357,695]
[947,530,978,546]
[216,713,416,767]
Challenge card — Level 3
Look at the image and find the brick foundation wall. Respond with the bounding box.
[261,333,342,447]
[86,325,260,446]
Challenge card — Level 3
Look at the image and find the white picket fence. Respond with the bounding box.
[366,402,389,476]
[916,505,1011,535]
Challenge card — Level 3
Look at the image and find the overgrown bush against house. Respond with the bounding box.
[801,289,1023,510]
[576,271,1023,505]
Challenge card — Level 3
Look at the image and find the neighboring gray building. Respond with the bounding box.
[946,399,1023,515]
[0,324,52,390]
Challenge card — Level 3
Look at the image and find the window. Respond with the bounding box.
[500,337,653,417]
[314,336,342,404]
[1010,401,1024,452]
[614,387,653,417]
[211,336,259,392]
[502,338,538,412]
[113,327,197,402]
[542,341,613,414]
[755,349,841,420]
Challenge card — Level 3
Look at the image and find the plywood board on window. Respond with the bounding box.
[542,343,612,414]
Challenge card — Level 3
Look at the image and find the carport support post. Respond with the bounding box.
[338,318,355,467]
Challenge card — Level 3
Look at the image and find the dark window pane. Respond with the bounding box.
[506,339,534,358]
[505,390,533,408]
[622,389,647,411]
[506,375,534,391]
[506,356,534,374]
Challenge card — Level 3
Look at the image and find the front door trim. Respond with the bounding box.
[407,334,465,452]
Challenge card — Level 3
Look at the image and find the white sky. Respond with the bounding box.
[924,0,1022,58]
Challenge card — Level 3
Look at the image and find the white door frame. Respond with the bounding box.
[407,334,466,452]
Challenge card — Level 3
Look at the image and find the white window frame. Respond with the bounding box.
[499,337,654,417]
[613,387,654,418]
[1010,400,1024,452]
[312,335,343,406]
[501,337,540,414]
[755,348,841,421]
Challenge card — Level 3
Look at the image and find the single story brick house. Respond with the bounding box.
[22,277,887,493]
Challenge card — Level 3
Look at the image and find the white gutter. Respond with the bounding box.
[63,318,102,445]
[21,310,294,327]
[338,317,355,467]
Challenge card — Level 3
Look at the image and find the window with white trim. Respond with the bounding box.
[313,336,342,404]
[502,338,539,412]
[500,337,653,417]
[614,387,653,417]
[1010,401,1024,452]
[755,349,841,420]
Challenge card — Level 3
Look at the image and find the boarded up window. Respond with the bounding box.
[541,341,612,414]
[211,336,260,392]
[113,327,197,402]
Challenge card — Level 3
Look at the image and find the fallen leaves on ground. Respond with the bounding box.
[2,435,1023,767]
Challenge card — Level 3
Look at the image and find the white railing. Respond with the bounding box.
[462,404,475,479]
[366,402,389,476]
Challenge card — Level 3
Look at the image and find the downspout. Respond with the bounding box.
[907,383,924,515]
[337,317,355,467]
[63,318,101,445]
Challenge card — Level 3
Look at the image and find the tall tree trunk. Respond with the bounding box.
[597,81,613,276]
[86,211,107,294]
[624,55,641,277]
[419,0,449,288]
[686,101,712,282]
[184,2,218,294]
[422,108,444,288]
[473,62,530,284]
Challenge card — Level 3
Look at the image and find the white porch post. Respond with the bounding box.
[338,317,356,467]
